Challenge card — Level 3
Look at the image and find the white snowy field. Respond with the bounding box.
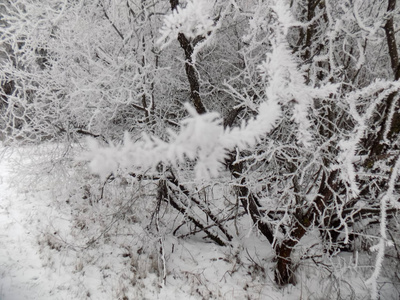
[0,145,399,300]
[0,148,54,300]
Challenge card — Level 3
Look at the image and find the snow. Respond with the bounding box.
[158,0,216,49]
[0,150,54,299]
[0,145,399,299]
[86,101,281,181]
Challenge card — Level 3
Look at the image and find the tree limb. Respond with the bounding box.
[384,0,399,76]
[168,0,207,114]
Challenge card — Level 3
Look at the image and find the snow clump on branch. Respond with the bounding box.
[157,0,216,48]
[85,101,281,181]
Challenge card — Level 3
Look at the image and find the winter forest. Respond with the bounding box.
[0,0,400,299]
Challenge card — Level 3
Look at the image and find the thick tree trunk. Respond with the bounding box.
[275,171,337,285]
[275,228,306,285]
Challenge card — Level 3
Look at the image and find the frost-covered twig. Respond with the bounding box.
[365,154,400,299]
[332,81,400,198]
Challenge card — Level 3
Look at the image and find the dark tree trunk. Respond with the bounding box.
[275,227,306,285]
[274,171,337,285]
[384,0,399,75]
[169,0,207,115]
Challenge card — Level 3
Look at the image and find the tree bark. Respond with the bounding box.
[230,161,274,244]
[167,1,275,245]
[169,0,207,115]
[275,171,337,285]
[384,0,399,75]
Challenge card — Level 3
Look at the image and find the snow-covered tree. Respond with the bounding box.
[1,0,400,294]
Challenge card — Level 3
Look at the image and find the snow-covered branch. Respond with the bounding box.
[157,0,217,49]
[86,101,281,180]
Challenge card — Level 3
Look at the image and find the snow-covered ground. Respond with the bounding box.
[0,148,54,299]
[0,146,399,300]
